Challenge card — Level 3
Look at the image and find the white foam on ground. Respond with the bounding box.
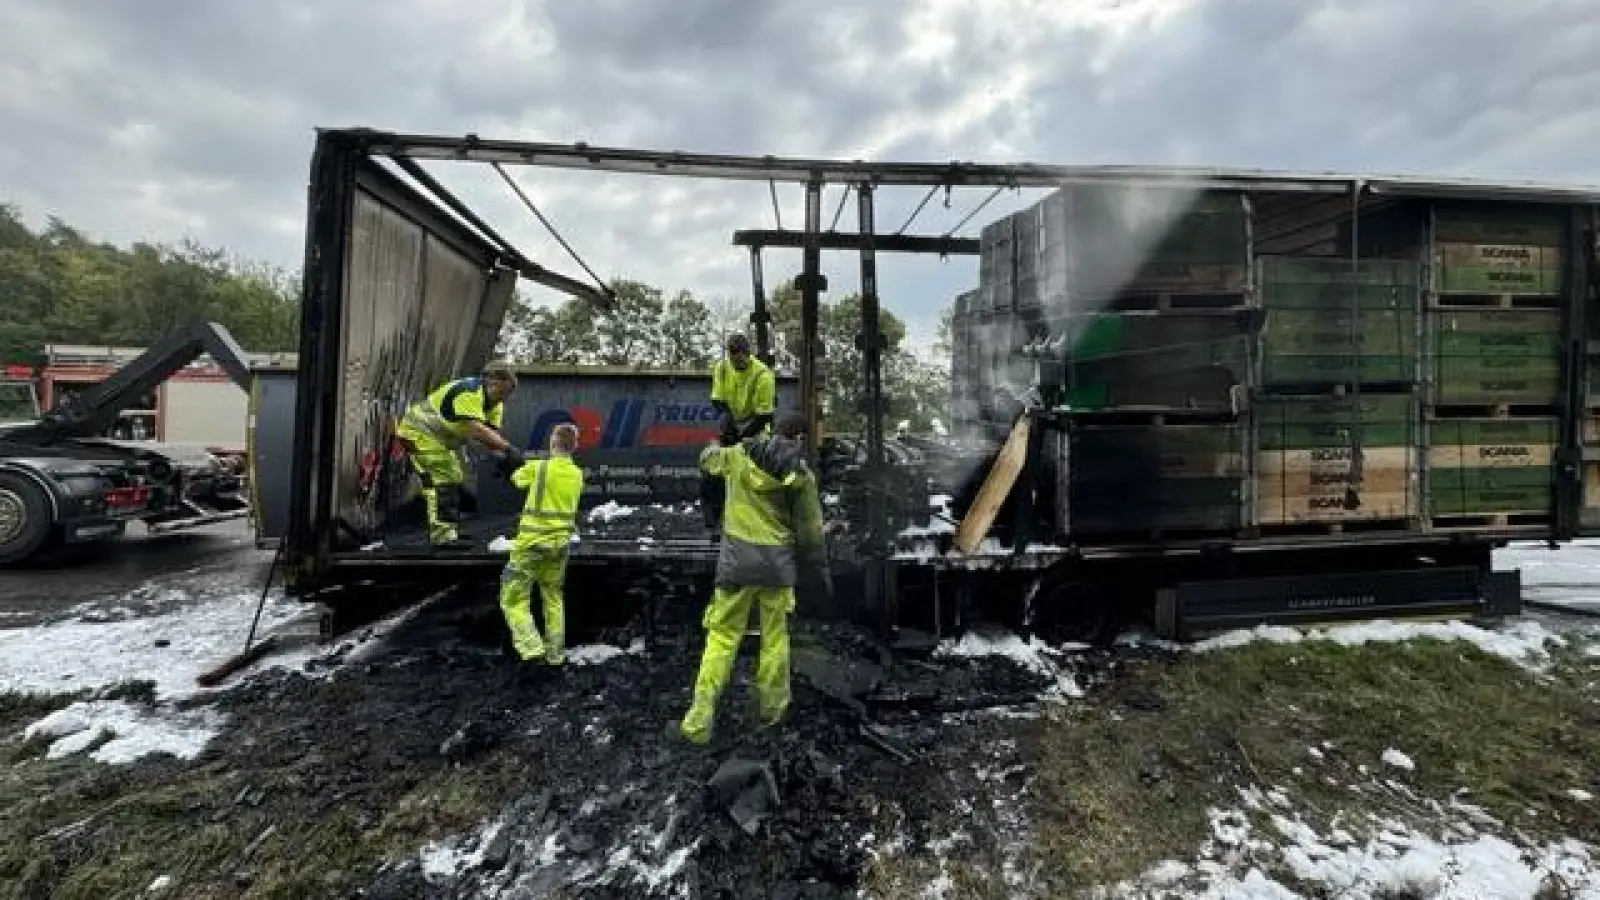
[1381,748,1415,771]
[587,501,635,523]
[1107,788,1600,898]
[1192,618,1566,669]
[564,638,645,667]
[0,589,314,701]
[22,699,224,765]
[934,628,1084,699]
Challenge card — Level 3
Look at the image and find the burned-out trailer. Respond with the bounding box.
[283,128,1600,643]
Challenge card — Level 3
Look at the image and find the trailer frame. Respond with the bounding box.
[284,128,1600,640]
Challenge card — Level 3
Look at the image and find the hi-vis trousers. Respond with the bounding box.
[498,544,568,664]
[679,584,794,744]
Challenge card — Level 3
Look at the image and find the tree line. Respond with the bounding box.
[0,203,301,366]
[0,201,954,433]
[497,279,954,433]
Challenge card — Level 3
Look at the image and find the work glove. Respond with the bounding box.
[497,446,526,479]
[719,419,740,447]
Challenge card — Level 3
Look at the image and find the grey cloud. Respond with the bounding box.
[3,0,1600,347]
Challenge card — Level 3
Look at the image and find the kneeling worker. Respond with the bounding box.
[499,421,584,665]
[679,412,826,745]
[395,361,523,549]
[702,333,777,533]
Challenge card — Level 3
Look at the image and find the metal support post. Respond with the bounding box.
[857,182,887,520]
[798,179,826,449]
[857,181,894,637]
[748,246,774,366]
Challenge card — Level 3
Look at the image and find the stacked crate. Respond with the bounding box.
[1252,256,1422,531]
[947,290,980,433]
[1019,184,1253,537]
[1424,204,1565,528]
[1254,394,1419,528]
[1070,422,1245,535]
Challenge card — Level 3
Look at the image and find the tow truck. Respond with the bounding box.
[0,320,255,566]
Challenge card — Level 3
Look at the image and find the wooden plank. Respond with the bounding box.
[1074,424,1244,477]
[1432,207,1565,245]
[1258,255,1421,286]
[1257,394,1418,424]
[954,415,1032,555]
[1261,353,1413,386]
[1427,417,1557,446]
[1255,439,1416,522]
[1434,242,1562,295]
[1262,308,1417,355]
[1427,443,1554,468]
[1432,308,1561,335]
[1260,282,1419,310]
[1432,358,1560,405]
[1584,463,1600,510]
[1257,446,1414,473]
[1256,488,1414,524]
[1429,482,1551,516]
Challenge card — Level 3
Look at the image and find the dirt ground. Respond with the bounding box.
[6,527,1600,898]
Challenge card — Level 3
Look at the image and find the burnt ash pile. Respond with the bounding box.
[194,578,1103,899]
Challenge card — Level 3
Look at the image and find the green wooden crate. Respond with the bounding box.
[1262,353,1413,386]
[1436,265,1561,295]
[1064,312,1246,360]
[1427,466,1552,516]
[1255,394,1417,452]
[1260,282,1419,310]
[1257,394,1417,424]
[1433,207,1566,245]
[1259,256,1421,287]
[1433,357,1561,405]
[1072,475,1243,532]
[1427,418,1557,446]
[1432,309,1560,337]
[1435,330,1562,357]
[1257,420,1415,452]
[1263,308,1416,355]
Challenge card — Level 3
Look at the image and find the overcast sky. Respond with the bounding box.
[3,0,1598,347]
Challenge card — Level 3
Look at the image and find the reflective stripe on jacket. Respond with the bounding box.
[700,436,824,587]
[398,377,504,449]
[710,357,776,430]
[512,455,584,548]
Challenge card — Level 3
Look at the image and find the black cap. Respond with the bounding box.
[727,333,751,353]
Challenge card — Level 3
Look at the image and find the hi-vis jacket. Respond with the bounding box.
[397,377,505,449]
[700,435,825,587]
[510,455,584,549]
[710,356,776,430]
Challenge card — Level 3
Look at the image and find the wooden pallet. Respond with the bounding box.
[1425,403,1562,420]
[1064,406,1242,426]
[1254,517,1421,538]
[1429,292,1561,309]
[1108,291,1250,311]
[1257,381,1416,398]
[1428,512,1551,530]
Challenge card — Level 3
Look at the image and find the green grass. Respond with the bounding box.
[0,691,535,900]
[1023,635,1600,894]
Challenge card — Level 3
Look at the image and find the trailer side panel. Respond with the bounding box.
[286,133,512,581]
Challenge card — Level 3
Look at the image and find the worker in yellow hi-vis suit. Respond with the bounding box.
[394,362,522,549]
[702,333,777,533]
[499,421,585,665]
[679,412,826,745]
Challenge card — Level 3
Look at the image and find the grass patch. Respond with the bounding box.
[0,689,536,900]
[1024,635,1600,894]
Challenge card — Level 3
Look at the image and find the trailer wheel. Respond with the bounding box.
[0,472,53,566]
[1027,570,1117,648]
